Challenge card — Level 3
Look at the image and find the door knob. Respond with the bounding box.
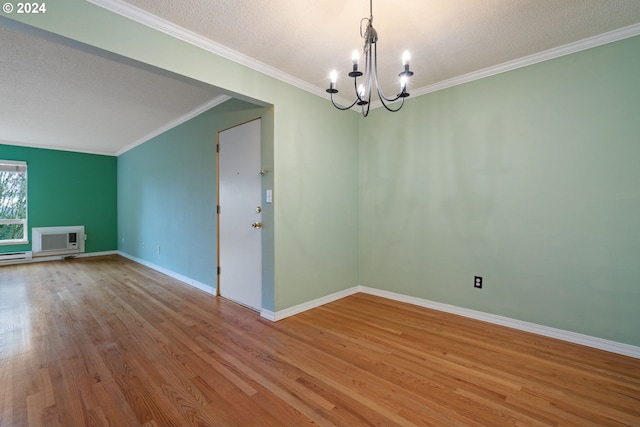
[251,222,263,229]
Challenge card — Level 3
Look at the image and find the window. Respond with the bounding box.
[0,160,28,244]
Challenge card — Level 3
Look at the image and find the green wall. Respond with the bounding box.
[359,35,640,346]
[117,99,272,302]
[0,144,117,253]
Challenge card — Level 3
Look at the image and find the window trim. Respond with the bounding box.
[0,160,28,245]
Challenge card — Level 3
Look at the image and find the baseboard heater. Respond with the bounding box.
[32,226,85,257]
[0,251,33,264]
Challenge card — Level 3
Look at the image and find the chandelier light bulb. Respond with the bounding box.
[358,84,365,98]
[400,75,408,90]
[328,70,339,93]
[402,50,411,66]
[352,50,360,65]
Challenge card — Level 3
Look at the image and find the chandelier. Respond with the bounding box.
[326,0,414,117]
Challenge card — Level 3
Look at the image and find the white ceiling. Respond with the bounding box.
[113,0,640,96]
[2,1,640,155]
[0,18,230,156]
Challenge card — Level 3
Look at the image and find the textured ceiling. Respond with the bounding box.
[2,1,640,155]
[117,0,640,98]
[0,18,228,155]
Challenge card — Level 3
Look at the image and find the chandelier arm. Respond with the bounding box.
[378,94,405,112]
[372,42,403,104]
[353,61,372,117]
[330,92,359,111]
[366,42,373,102]
[359,41,373,117]
[361,102,371,117]
[374,80,403,104]
[353,74,362,102]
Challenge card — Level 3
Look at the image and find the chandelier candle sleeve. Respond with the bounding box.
[400,75,408,91]
[329,70,338,92]
[402,51,411,70]
[349,50,363,77]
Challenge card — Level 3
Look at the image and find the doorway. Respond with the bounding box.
[217,119,262,311]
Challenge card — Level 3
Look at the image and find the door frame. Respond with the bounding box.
[215,118,263,305]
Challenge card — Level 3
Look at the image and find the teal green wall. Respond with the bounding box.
[117,99,272,301]
[0,144,117,253]
[359,35,640,346]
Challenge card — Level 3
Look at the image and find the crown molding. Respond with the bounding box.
[0,139,115,156]
[339,22,640,111]
[86,0,328,100]
[115,94,231,156]
[409,23,640,100]
[87,0,640,111]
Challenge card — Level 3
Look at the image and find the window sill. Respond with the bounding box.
[0,239,29,246]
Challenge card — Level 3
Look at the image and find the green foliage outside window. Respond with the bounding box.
[0,165,28,242]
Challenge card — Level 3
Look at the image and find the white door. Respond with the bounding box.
[218,119,262,311]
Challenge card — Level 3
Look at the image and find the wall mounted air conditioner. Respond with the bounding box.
[32,226,85,257]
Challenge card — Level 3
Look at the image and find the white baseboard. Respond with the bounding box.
[259,309,276,321]
[0,250,118,265]
[359,286,640,359]
[261,287,360,322]
[262,284,639,359]
[117,251,216,295]
[89,255,640,359]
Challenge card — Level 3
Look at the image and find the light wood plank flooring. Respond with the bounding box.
[1,255,639,426]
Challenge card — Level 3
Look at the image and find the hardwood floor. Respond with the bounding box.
[1,255,639,426]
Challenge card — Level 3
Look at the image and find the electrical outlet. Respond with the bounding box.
[474,276,483,289]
